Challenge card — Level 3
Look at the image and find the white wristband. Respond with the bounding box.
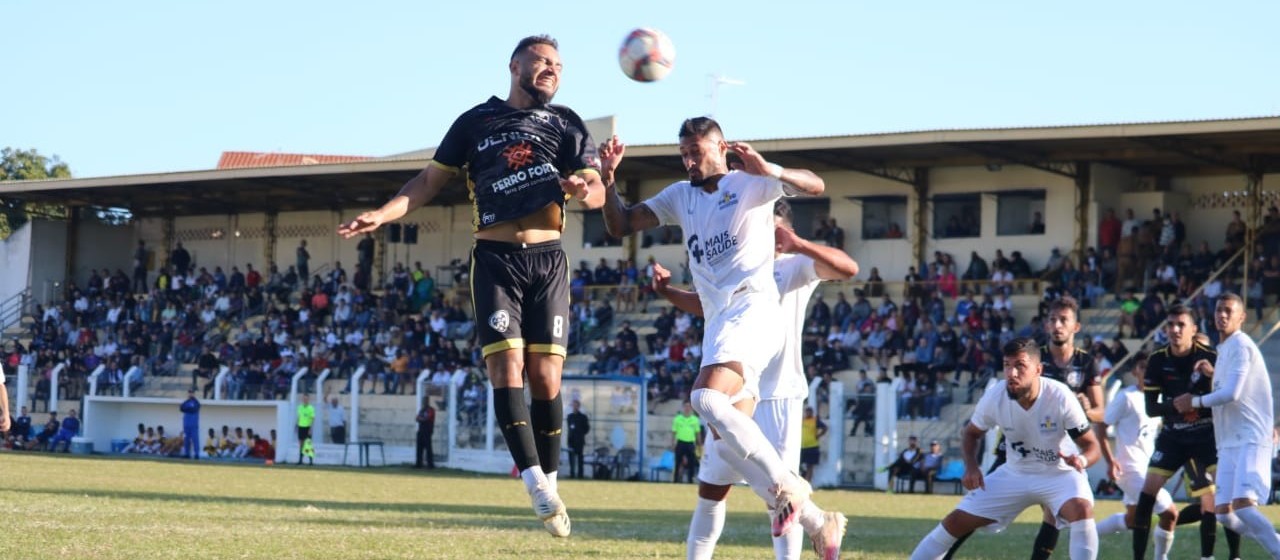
[1191,396,1202,409]
[767,162,784,179]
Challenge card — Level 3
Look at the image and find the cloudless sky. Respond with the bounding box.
[5,0,1279,178]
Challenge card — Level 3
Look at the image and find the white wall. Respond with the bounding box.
[82,396,290,462]
[30,220,69,304]
[0,221,34,307]
[1171,172,1280,251]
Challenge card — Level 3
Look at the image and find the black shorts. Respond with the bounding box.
[800,446,821,466]
[471,239,570,358]
[1148,427,1217,497]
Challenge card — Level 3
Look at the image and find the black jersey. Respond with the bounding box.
[432,97,599,231]
[1144,343,1217,431]
[1040,345,1098,396]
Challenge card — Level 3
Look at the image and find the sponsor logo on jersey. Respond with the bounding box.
[1039,415,1059,433]
[1065,369,1081,388]
[488,310,510,333]
[476,132,543,153]
[717,190,739,210]
[491,162,558,194]
[481,213,496,225]
[501,141,536,170]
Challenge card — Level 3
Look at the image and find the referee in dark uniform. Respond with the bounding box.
[1132,304,1240,560]
[338,34,605,539]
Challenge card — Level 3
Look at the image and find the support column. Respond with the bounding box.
[374,230,387,289]
[1073,162,1092,263]
[1243,170,1263,310]
[624,178,641,263]
[911,167,930,267]
[264,211,278,269]
[161,215,175,270]
[65,207,81,289]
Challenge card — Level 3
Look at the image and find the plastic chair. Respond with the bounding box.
[649,450,675,481]
[614,447,636,480]
[933,459,966,494]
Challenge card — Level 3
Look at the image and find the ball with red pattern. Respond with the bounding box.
[618,28,675,83]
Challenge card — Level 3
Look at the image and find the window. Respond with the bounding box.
[856,196,908,240]
[581,213,622,248]
[933,194,981,239]
[786,198,831,240]
[996,190,1046,236]
[641,225,682,248]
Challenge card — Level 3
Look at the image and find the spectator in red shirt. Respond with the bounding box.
[1098,207,1121,253]
[245,264,262,288]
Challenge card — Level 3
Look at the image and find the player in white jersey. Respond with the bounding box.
[1095,354,1178,559]
[652,200,858,560]
[599,117,827,538]
[910,338,1101,560]
[1175,293,1280,558]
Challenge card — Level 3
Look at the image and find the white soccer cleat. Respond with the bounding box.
[770,475,813,538]
[530,485,571,538]
[809,511,848,560]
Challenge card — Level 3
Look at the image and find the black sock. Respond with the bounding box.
[1200,512,1218,558]
[1030,522,1059,560]
[941,530,972,560]
[1176,503,1203,525]
[1133,492,1156,559]
[530,393,563,475]
[493,387,539,472]
[1225,526,1242,559]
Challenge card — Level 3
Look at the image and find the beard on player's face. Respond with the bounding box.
[519,72,555,105]
[1006,383,1030,401]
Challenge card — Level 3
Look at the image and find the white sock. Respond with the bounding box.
[1095,512,1126,535]
[1221,510,1244,532]
[687,497,726,560]
[546,470,558,493]
[769,508,804,560]
[712,440,777,504]
[690,388,792,486]
[910,524,958,560]
[797,500,826,534]
[1152,526,1173,560]
[520,466,548,495]
[1068,519,1097,560]
[1234,506,1280,557]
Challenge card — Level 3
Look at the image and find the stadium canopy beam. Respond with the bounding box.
[780,151,920,186]
[1130,135,1252,173]
[945,142,1080,179]
[1073,161,1091,263]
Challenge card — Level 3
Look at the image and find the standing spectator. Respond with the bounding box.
[326,396,346,444]
[671,400,700,483]
[197,347,219,398]
[415,398,436,469]
[824,217,846,250]
[566,399,590,479]
[1098,208,1121,254]
[179,389,200,460]
[170,242,191,277]
[356,233,375,291]
[798,407,827,481]
[133,240,148,293]
[296,240,310,285]
[295,393,315,465]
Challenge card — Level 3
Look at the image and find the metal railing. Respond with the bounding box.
[0,288,31,334]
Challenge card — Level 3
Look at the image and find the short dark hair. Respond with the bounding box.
[1047,296,1079,319]
[1217,292,1244,308]
[1166,303,1196,322]
[510,35,558,61]
[1002,337,1041,361]
[678,116,723,140]
[773,200,793,225]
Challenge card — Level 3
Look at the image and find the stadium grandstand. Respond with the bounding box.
[3,115,1280,488]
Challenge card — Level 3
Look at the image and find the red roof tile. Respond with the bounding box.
[217,151,374,169]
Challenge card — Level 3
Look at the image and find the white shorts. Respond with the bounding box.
[956,466,1092,532]
[1215,443,1273,506]
[1116,470,1173,512]
[701,291,781,401]
[699,397,802,486]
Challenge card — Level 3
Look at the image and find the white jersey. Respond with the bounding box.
[643,170,786,317]
[760,254,821,400]
[1207,331,1274,449]
[1103,385,1158,477]
[971,377,1090,475]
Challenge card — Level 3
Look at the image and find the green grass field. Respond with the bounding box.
[2,453,1278,559]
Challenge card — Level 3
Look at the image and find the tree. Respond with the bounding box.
[0,147,72,239]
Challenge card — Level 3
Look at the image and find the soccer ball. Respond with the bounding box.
[618,28,675,82]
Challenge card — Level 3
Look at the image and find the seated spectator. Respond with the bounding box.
[887,435,925,491]
[248,434,274,459]
[203,428,221,458]
[48,408,81,452]
[28,411,59,451]
[121,423,146,453]
[918,440,946,493]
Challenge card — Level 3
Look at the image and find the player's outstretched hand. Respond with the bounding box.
[1171,393,1194,413]
[962,466,984,491]
[727,141,770,176]
[775,224,802,254]
[560,174,590,202]
[651,262,672,293]
[599,135,626,179]
[338,211,384,238]
[1060,452,1086,472]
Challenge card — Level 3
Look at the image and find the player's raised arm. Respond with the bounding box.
[561,170,606,210]
[727,141,824,196]
[651,262,703,316]
[774,225,859,280]
[338,164,455,238]
[598,135,660,238]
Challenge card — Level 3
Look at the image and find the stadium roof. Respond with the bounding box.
[3,116,1280,217]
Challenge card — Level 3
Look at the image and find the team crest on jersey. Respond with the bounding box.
[1190,370,1202,385]
[1039,415,1059,433]
[717,190,739,210]
[488,310,510,333]
[1065,369,1081,388]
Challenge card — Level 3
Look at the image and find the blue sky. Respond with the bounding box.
[5,0,1278,178]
